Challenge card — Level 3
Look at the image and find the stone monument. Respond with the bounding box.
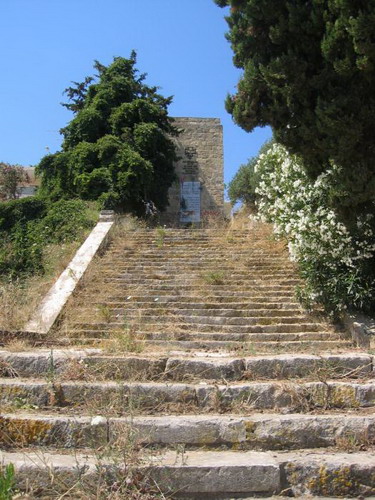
[164,117,224,224]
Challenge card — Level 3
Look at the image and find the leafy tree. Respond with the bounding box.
[37,53,178,214]
[215,0,375,215]
[228,157,258,206]
[0,163,29,201]
[228,139,273,206]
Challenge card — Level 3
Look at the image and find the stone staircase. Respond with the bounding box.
[0,224,374,498]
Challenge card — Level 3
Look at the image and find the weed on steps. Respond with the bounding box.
[0,217,374,498]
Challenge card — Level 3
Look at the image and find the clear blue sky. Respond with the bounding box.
[0,0,271,187]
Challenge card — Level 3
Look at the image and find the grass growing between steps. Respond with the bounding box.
[0,463,15,500]
[0,446,170,499]
[0,405,171,498]
[54,216,146,341]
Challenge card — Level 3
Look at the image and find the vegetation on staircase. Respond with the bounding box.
[0,219,374,498]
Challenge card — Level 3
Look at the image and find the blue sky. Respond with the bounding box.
[0,0,272,187]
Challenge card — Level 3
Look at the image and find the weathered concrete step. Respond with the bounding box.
[123,233,266,239]
[103,287,297,297]
[104,284,300,293]
[139,339,352,353]
[141,316,318,326]
[122,242,263,249]
[123,234,265,240]
[105,277,302,286]
[107,307,304,317]
[103,255,293,263]
[107,253,288,262]
[1,448,374,498]
[73,322,328,333]
[98,294,298,303]
[1,378,373,412]
[109,244,283,251]
[1,350,370,380]
[62,337,352,353]
[142,331,339,342]
[98,300,301,309]
[103,261,293,269]
[101,268,295,276]
[103,273,297,282]
[69,330,340,344]
[2,412,375,450]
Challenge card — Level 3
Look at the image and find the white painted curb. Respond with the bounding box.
[24,216,114,335]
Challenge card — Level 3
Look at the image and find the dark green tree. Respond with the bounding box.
[215,0,375,215]
[37,53,178,214]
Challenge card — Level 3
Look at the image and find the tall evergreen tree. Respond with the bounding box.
[37,53,178,214]
[215,0,375,215]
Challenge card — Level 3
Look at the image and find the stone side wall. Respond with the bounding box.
[164,117,224,224]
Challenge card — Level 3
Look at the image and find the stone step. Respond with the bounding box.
[123,235,258,241]
[105,307,306,318]
[116,266,294,273]
[97,300,301,309]
[139,331,339,342]
[107,252,288,261]
[1,411,375,450]
[139,316,316,326]
[1,349,371,380]
[123,248,286,257]
[104,277,302,286]
[68,330,340,344]
[139,339,352,353]
[70,329,340,347]
[103,283,301,292]
[103,260,294,268]
[73,322,328,333]
[1,378,373,413]
[97,294,298,302]
[101,272,297,281]
[62,338,353,353]
[1,448,374,497]
[100,286,297,296]
[103,254,293,262]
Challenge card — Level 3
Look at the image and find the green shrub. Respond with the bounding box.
[35,199,96,244]
[0,199,97,279]
[6,223,43,277]
[0,198,47,232]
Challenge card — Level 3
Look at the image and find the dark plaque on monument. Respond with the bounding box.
[180,181,201,223]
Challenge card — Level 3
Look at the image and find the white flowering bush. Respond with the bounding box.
[254,143,375,314]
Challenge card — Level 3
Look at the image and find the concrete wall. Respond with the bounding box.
[164,117,224,224]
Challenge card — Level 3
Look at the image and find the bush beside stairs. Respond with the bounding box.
[0,222,375,498]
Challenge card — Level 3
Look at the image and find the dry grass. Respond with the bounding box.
[0,417,170,499]
[2,339,33,353]
[0,237,90,333]
[55,216,143,338]
[335,429,374,452]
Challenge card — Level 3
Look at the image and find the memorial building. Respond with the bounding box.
[164,117,224,224]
